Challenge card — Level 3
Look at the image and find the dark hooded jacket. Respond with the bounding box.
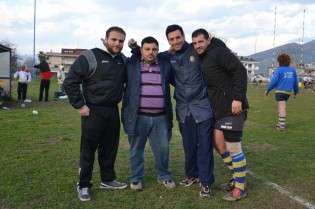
[199,42,249,120]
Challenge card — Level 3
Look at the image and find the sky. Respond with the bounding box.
[1,0,315,58]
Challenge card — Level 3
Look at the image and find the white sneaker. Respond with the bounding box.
[130,182,142,191]
[159,180,176,189]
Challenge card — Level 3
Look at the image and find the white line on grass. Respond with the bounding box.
[173,131,315,208]
[247,170,315,209]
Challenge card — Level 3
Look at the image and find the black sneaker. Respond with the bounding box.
[200,185,211,198]
[100,180,128,189]
[77,187,91,201]
[180,177,199,187]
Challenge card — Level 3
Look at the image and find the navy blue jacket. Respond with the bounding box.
[121,53,174,136]
[160,42,214,123]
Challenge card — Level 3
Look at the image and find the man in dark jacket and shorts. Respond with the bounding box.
[192,28,249,202]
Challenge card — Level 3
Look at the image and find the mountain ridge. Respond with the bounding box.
[248,39,315,75]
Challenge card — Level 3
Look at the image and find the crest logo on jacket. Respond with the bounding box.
[190,56,196,62]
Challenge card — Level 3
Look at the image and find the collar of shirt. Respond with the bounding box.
[141,57,159,66]
[98,38,118,58]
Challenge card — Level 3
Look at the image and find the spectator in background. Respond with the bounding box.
[13,65,31,102]
[302,76,309,87]
[264,53,299,131]
[57,64,66,94]
[34,59,52,102]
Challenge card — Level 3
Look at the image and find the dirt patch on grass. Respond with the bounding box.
[244,120,259,128]
[46,137,61,145]
[245,141,274,150]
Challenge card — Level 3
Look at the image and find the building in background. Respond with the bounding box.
[238,56,259,76]
[46,48,86,74]
[46,48,262,82]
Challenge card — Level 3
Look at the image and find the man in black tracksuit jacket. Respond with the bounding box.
[64,26,128,201]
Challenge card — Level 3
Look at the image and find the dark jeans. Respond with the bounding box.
[78,105,120,188]
[179,116,215,186]
[17,82,28,100]
[39,79,50,101]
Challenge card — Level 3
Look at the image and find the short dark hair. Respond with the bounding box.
[106,26,126,38]
[277,54,291,66]
[141,36,159,47]
[165,24,184,37]
[192,28,210,39]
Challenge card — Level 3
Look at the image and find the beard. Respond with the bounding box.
[104,42,122,55]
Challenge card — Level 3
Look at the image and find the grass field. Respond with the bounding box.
[0,78,314,209]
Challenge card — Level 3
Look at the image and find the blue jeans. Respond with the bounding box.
[128,114,172,183]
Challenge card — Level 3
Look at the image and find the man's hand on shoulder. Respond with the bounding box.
[168,46,176,55]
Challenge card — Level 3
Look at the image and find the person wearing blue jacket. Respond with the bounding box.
[121,36,175,191]
[265,53,299,131]
[160,24,215,198]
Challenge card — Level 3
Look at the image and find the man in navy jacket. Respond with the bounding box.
[122,36,175,191]
[160,24,215,198]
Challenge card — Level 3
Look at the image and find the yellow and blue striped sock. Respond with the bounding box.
[221,151,235,178]
[232,152,246,193]
[278,116,286,128]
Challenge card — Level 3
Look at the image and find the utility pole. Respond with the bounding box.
[300,9,305,66]
[32,0,36,82]
[255,36,257,54]
[272,6,277,69]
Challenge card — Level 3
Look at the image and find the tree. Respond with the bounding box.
[37,51,48,62]
[0,39,22,71]
[22,55,34,70]
[209,31,229,46]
